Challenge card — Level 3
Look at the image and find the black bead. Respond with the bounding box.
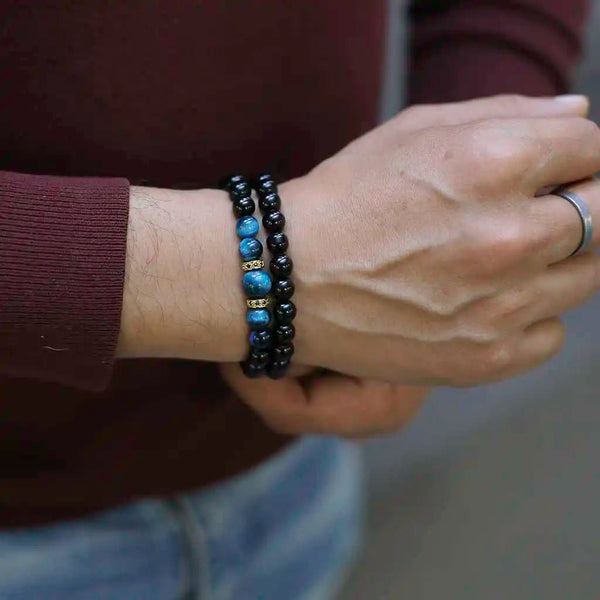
[219,174,246,191]
[267,359,290,379]
[275,323,295,343]
[250,328,273,350]
[231,181,252,200]
[270,255,293,278]
[241,360,266,379]
[273,278,295,301]
[259,192,281,213]
[233,197,256,218]
[263,211,285,233]
[267,232,288,255]
[248,349,270,367]
[257,179,278,197]
[272,342,295,361]
[275,301,297,324]
[253,173,274,188]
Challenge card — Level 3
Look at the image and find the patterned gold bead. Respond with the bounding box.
[246,297,270,309]
[241,259,265,272]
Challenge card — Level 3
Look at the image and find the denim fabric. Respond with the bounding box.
[0,437,363,600]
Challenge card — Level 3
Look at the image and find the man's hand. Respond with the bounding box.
[220,95,587,438]
[284,94,600,386]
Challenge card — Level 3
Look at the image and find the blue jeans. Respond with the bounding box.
[0,437,363,600]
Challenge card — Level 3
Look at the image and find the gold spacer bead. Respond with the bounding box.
[241,259,265,271]
[246,297,270,309]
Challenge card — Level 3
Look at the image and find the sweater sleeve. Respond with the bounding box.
[0,171,129,392]
[407,0,591,103]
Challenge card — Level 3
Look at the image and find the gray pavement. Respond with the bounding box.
[340,3,600,598]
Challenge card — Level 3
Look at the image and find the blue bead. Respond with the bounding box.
[247,309,271,330]
[237,216,259,238]
[242,270,272,297]
[239,238,263,261]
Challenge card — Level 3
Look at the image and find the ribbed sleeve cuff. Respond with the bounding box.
[0,171,130,392]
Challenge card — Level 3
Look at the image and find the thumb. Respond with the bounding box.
[219,362,313,434]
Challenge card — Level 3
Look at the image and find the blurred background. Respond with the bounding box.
[340,2,600,598]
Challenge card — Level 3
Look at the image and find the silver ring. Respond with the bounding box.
[552,187,594,257]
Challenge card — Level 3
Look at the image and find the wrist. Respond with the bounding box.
[117,185,247,362]
[280,175,332,369]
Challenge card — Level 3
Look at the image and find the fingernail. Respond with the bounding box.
[554,94,589,108]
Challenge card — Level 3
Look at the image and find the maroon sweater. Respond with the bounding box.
[0,1,589,527]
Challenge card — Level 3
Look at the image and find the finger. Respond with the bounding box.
[517,117,600,190]
[530,254,600,322]
[485,318,566,383]
[219,362,312,434]
[399,94,589,133]
[219,363,429,437]
[491,254,600,330]
[337,96,590,157]
[303,376,429,437]
[532,178,600,263]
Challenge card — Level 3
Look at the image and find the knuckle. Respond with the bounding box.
[573,116,599,138]
[540,319,566,358]
[464,119,537,177]
[442,343,511,386]
[483,218,530,266]
[479,341,515,378]
[401,104,429,123]
[492,94,528,112]
[468,291,531,336]
[495,136,538,170]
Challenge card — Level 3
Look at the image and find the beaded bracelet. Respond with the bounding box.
[220,174,274,378]
[253,173,296,379]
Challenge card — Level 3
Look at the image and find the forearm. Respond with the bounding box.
[117,186,247,363]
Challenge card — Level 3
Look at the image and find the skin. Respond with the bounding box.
[118,94,600,437]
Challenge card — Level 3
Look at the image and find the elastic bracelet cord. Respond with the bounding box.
[219,174,274,378]
[254,173,296,379]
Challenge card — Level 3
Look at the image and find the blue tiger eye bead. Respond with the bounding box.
[247,309,271,330]
[242,270,272,297]
[239,238,263,261]
[237,216,259,238]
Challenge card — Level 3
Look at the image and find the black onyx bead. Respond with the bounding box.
[219,174,246,191]
[248,349,270,367]
[259,192,281,213]
[233,197,256,218]
[257,179,278,197]
[273,278,295,301]
[275,301,297,324]
[263,211,286,233]
[253,173,274,187]
[275,324,295,343]
[267,359,290,380]
[270,255,293,278]
[267,232,288,255]
[272,342,295,361]
[241,360,266,379]
[231,181,252,200]
[250,328,273,350]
